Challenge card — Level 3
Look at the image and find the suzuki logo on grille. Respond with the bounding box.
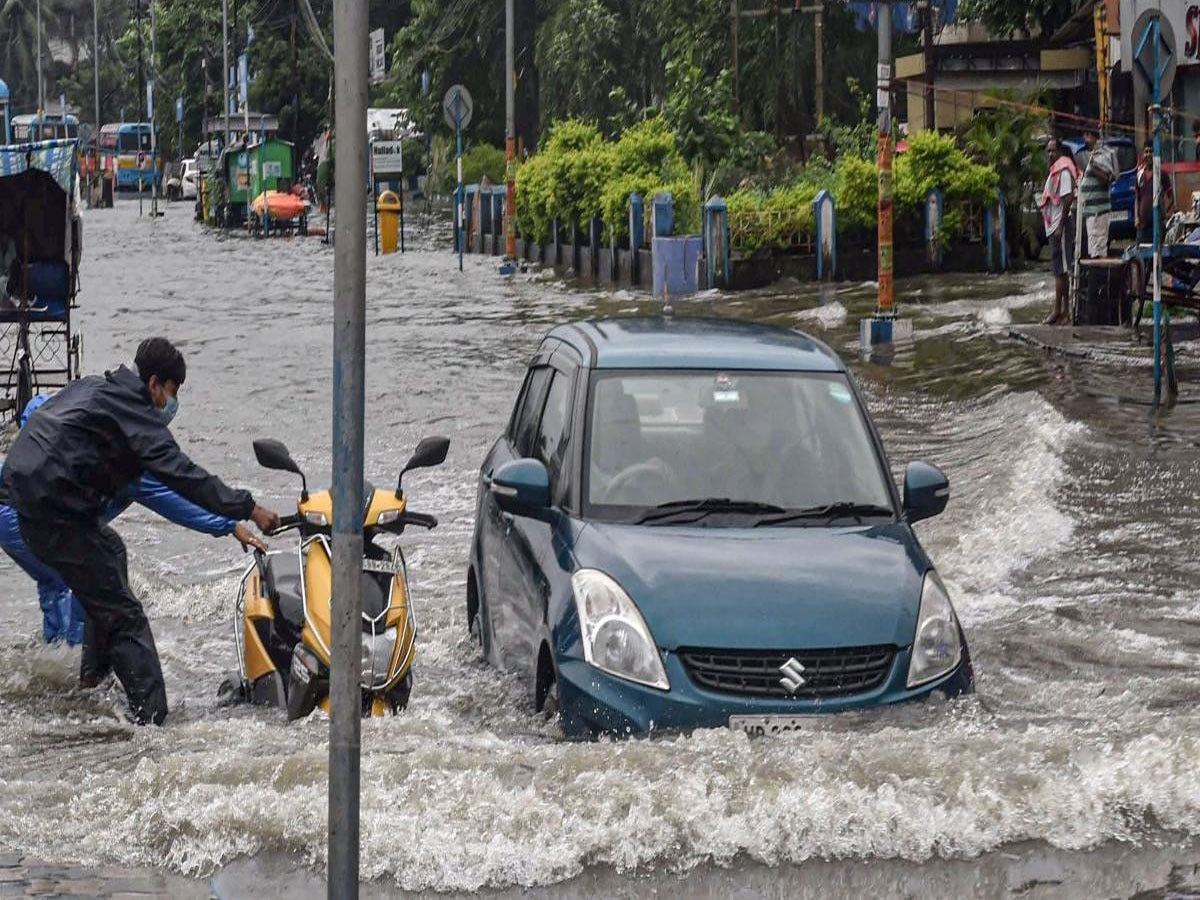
[779,657,807,694]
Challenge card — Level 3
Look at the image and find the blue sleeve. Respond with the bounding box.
[129,475,238,536]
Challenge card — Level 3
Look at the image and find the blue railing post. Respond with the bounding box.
[924,188,944,269]
[703,198,730,289]
[651,192,674,237]
[813,190,837,282]
[629,193,645,286]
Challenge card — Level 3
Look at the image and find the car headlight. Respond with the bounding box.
[571,569,669,690]
[906,571,962,688]
[361,626,397,687]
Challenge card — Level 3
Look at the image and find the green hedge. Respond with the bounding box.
[724,133,998,253]
[516,118,699,245]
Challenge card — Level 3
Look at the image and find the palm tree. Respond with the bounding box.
[0,0,50,111]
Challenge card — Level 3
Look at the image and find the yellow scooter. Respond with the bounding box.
[221,435,449,719]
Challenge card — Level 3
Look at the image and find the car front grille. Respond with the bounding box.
[678,645,895,699]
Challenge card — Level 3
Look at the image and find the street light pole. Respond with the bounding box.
[504,0,516,263]
[875,0,894,323]
[329,0,368,888]
[222,0,231,151]
[37,0,44,113]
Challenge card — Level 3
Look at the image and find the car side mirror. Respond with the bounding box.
[491,458,551,519]
[903,461,949,524]
[396,435,450,496]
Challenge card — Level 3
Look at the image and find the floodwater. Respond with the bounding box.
[3,199,1200,897]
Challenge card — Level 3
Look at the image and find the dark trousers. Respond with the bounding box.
[18,517,168,725]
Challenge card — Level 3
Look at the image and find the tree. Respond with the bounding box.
[956,0,1076,39]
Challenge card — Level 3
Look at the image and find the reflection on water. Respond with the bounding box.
[0,202,1199,892]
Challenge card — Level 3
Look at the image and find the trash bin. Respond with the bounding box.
[377,190,402,255]
[100,172,114,208]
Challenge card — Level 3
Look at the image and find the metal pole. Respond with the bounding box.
[504,0,516,262]
[1152,19,1163,400]
[93,0,101,201]
[330,0,367,884]
[456,121,463,271]
[731,0,739,114]
[922,0,935,130]
[150,0,159,217]
[222,0,230,151]
[37,0,44,113]
[876,0,893,317]
[137,0,145,217]
[814,1,824,123]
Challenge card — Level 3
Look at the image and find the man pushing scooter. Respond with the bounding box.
[1,338,280,724]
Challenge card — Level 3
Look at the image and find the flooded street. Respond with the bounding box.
[4,198,1200,897]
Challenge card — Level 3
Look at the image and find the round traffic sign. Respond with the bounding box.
[442,84,474,132]
[1132,9,1177,99]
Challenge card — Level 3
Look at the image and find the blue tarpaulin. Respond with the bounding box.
[0,138,77,195]
[845,0,958,32]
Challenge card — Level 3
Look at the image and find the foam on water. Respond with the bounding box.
[1,206,1197,892]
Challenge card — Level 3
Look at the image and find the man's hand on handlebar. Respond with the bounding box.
[250,505,281,535]
[233,522,267,554]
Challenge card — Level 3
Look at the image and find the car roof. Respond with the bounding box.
[546,317,845,372]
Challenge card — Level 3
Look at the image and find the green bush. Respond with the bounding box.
[599,118,696,242]
[834,156,878,231]
[894,131,997,210]
[516,119,615,244]
[433,142,506,194]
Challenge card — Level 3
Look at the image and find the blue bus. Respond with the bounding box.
[99,122,160,190]
[11,112,79,143]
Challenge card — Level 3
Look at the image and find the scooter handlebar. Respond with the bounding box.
[268,513,303,536]
[401,511,438,529]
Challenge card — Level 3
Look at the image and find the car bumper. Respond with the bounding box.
[555,643,973,738]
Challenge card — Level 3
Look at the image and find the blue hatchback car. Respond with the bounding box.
[467,318,972,738]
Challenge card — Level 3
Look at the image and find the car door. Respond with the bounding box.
[484,364,551,669]
[500,362,575,679]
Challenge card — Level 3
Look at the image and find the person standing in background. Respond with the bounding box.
[1039,139,1080,325]
[1079,125,1117,259]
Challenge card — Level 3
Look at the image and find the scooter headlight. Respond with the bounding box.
[304,511,329,526]
[376,509,402,526]
[571,569,669,690]
[906,571,963,688]
[361,627,397,687]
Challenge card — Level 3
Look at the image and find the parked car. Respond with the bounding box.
[165,157,198,201]
[1064,136,1137,239]
[467,318,973,738]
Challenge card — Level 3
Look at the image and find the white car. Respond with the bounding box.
[166,158,198,201]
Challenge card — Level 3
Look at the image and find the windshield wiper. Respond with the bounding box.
[635,497,786,525]
[753,501,895,527]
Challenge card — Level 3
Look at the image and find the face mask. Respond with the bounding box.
[159,394,179,425]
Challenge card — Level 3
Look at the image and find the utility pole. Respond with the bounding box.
[37,0,45,113]
[222,0,230,151]
[330,0,368,890]
[814,0,824,123]
[876,0,894,324]
[93,0,101,200]
[731,0,739,113]
[150,0,160,216]
[921,0,935,130]
[504,0,516,264]
[137,0,145,216]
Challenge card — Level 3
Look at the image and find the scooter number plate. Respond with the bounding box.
[362,558,401,575]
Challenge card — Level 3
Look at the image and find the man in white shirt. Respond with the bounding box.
[1038,139,1079,324]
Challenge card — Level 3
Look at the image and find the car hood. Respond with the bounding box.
[572,522,929,650]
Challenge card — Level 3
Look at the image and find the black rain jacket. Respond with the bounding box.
[1,365,255,524]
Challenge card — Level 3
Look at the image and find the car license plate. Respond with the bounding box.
[729,715,813,736]
[362,558,400,575]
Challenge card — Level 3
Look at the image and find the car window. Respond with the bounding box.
[511,367,551,457]
[536,370,573,497]
[585,370,892,516]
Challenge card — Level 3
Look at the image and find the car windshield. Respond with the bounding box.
[585,370,893,521]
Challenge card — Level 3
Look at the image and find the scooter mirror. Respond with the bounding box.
[254,438,301,475]
[396,436,450,495]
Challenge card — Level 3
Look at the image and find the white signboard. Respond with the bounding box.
[371,140,404,176]
[1119,0,1199,70]
[369,29,387,85]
